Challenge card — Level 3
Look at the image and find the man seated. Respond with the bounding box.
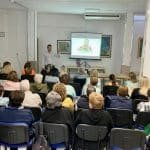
[106,86,132,110]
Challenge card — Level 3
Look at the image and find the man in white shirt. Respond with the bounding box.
[42,44,53,67]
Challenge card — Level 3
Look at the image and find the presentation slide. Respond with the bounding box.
[71,33,102,59]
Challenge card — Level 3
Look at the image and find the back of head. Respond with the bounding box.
[10,91,25,107]
[7,71,18,82]
[46,91,62,109]
[117,86,128,97]
[89,92,104,109]
[139,76,150,88]
[109,74,116,81]
[90,76,98,86]
[86,85,96,97]
[59,73,70,84]
[129,72,137,82]
[0,84,4,96]
[20,79,30,91]
[34,74,43,84]
[53,83,66,101]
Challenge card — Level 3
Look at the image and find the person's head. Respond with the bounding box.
[0,85,4,96]
[90,76,98,86]
[129,72,137,82]
[90,69,98,77]
[59,73,70,85]
[109,74,116,81]
[117,86,128,97]
[34,74,43,84]
[89,92,104,109]
[139,77,150,88]
[86,85,96,97]
[47,44,52,53]
[53,83,66,101]
[7,71,19,82]
[10,91,25,107]
[46,91,62,109]
[20,79,30,91]
[24,61,32,75]
[2,61,13,74]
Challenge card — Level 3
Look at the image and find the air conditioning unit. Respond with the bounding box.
[84,13,121,20]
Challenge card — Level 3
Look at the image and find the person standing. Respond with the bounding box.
[42,44,53,67]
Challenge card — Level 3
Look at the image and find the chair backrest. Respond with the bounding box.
[103,85,118,97]
[21,75,34,83]
[0,122,29,145]
[76,124,108,142]
[35,122,69,146]
[107,108,133,128]
[110,128,146,150]
[135,112,150,128]
[76,124,108,150]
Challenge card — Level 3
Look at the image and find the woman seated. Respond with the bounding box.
[42,91,73,148]
[106,86,132,110]
[0,61,14,75]
[59,73,76,98]
[124,72,138,96]
[105,74,119,86]
[131,76,150,100]
[2,71,20,91]
[75,92,113,149]
[30,73,49,94]
[22,61,35,75]
[53,83,74,112]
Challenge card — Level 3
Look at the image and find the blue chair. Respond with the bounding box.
[0,122,33,149]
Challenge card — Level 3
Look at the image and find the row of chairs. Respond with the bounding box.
[0,122,146,150]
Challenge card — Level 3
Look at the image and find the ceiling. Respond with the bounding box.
[0,0,147,15]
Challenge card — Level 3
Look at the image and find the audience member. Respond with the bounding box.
[22,61,36,75]
[105,74,119,86]
[131,76,150,100]
[107,86,132,110]
[2,71,20,91]
[0,90,34,126]
[59,73,76,98]
[59,65,67,76]
[137,88,150,112]
[1,61,14,74]
[0,84,9,106]
[53,83,74,111]
[77,85,96,109]
[30,73,49,94]
[124,72,138,96]
[20,79,42,108]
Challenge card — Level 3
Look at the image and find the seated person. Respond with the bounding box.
[75,92,113,149]
[0,91,35,137]
[105,74,119,86]
[0,61,14,75]
[77,85,96,109]
[20,79,42,108]
[59,73,76,98]
[131,77,149,100]
[82,75,101,95]
[2,71,20,91]
[107,86,132,110]
[137,89,150,112]
[30,73,49,94]
[41,64,51,77]
[53,83,74,112]
[0,84,9,106]
[124,72,138,96]
[22,61,36,75]
[42,91,73,147]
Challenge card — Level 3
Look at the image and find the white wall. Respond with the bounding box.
[38,13,125,74]
[130,19,145,74]
[0,9,27,76]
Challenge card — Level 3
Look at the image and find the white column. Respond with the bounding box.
[121,12,134,74]
[27,10,37,61]
[141,0,150,77]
